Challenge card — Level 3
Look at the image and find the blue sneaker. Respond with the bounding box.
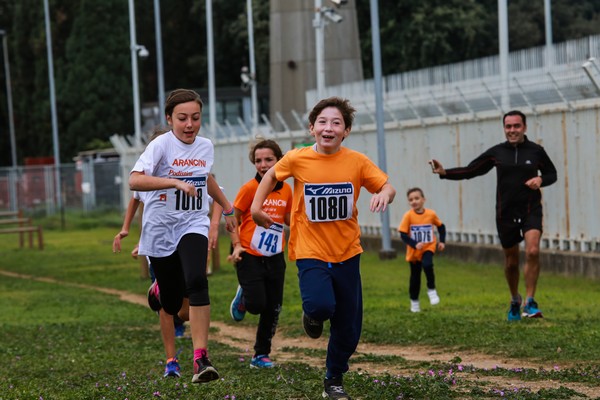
[174,322,185,338]
[507,300,521,321]
[164,357,181,378]
[230,285,246,322]
[250,354,274,369]
[522,298,543,318]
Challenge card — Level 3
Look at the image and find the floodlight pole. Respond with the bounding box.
[247,0,259,133]
[128,0,143,148]
[369,0,395,259]
[153,0,166,124]
[0,29,17,212]
[206,0,217,138]
[43,0,63,224]
[544,0,553,68]
[498,0,509,111]
[0,30,16,169]
[314,0,325,99]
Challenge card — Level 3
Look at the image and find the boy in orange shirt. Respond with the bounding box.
[398,187,446,313]
[251,97,396,399]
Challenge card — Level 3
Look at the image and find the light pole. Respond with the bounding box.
[43,0,63,220]
[205,0,217,138]
[313,0,325,99]
[368,0,395,259]
[128,0,145,148]
[246,0,258,133]
[153,0,165,124]
[498,0,509,111]
[0,29,17,212]
[0,30,16,169]
[313,1,344,100]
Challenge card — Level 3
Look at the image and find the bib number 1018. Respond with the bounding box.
[174,188,203,211]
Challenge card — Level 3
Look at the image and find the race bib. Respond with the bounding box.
[304,182,354,222]
[165,176,206,212]
[251,223,284,256]
[410,224,434,243]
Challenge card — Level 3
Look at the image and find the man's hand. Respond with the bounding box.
[525,176,542,190]
[429,159,446,176]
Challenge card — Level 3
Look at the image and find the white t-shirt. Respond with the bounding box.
[131,131,214,257]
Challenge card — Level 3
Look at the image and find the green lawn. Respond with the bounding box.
[0,212,598,399]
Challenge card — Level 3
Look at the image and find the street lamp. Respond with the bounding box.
[0,30,16,169]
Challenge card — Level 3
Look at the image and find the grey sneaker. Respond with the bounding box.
[302,312,323,339]
[323,377,352,399]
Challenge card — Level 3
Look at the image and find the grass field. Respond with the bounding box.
[0,211,598,399]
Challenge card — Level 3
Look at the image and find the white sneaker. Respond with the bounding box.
[410,300,420,313]
[427,289,440,305]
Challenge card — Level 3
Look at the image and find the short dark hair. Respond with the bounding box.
[406,187,424,197]
[308,97,356,130]
[165,89,203,118]
[503,110,526,126]
[249,139,284,163]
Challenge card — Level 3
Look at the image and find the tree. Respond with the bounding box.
[58,0,131,158]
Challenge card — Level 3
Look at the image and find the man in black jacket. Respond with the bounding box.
[430,110,557,321]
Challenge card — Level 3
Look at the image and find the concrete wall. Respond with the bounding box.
[360,235,600,280]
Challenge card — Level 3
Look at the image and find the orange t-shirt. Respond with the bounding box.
[274,146,388,262]
[398,208,443,262]
[234,177,292,257]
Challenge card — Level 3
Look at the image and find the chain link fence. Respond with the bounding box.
[0,161,121,215]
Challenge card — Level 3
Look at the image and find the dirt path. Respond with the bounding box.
[2,269,599,397]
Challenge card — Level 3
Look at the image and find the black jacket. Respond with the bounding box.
[441,136,557,219]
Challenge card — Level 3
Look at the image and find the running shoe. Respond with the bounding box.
[147,281,162,312]
[522,298,543,318]
[323,377,352,399]
[410,300,421,313]
[174,322,185,338]
[302,311,323,339]
[507,300,522,321]
[427,289,440,305]
[230,285,246,322]
[192,356,219,383]
[250,354,274,369]
[164,357,181,378]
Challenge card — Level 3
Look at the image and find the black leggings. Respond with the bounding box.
[236,252,286,356]
[409,251,435,301]
[149,233,209,315]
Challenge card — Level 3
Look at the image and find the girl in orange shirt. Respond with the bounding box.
[227,139,292,369]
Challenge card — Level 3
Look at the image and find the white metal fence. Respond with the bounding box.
[5,35,600,253]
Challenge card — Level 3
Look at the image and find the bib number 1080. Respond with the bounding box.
[174,188,203,211]
[309,196,348,221]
